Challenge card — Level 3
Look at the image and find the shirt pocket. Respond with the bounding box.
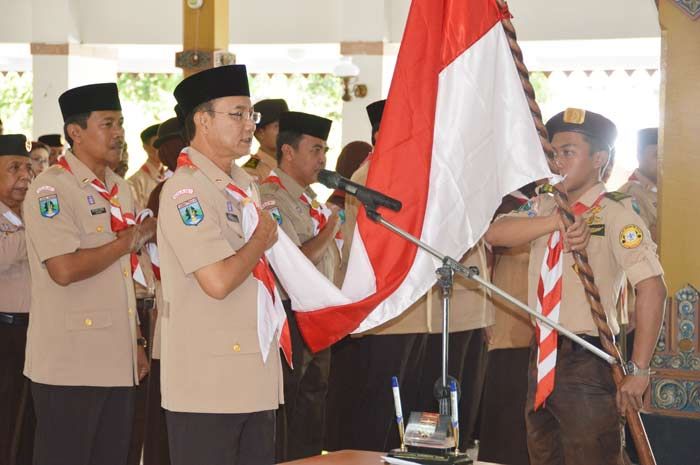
[205,329,261,356]
[79,213,113,248]
[66,310,114,331]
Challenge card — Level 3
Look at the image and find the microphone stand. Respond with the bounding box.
[359,199,618,411]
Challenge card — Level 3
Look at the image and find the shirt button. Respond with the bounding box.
[84,318,93,327]
[128,308,134,315]
[96,226,104,232]
[123,269,129,277]
[232,344,241,353]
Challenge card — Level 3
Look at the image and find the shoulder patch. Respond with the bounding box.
[172,188,194,200]
[619,224,644,249]
[604,191,632,203]
[262,200,276,209]
[243,157,260,169]
[36,185,56,194]
[177,198,204,226]
[39,194,60,218]
[269,207,283,225]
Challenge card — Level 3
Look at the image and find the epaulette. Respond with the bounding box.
[243,157,260,169]
[536,183,555,195]
[604,191,631,203]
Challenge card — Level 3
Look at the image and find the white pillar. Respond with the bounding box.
[30,0,118,138]
[338,0,396,147]
[31,45,118,137]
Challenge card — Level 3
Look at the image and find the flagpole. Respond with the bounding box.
[366,210,616,365]
[495,2,657,464]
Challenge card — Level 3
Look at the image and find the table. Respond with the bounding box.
[280,450,501,465]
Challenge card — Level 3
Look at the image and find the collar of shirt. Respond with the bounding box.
[572,182,606,209]
[276,168,315,201]
[254,149,278,171]
[186,147,253,194]
[142,160,164,180]
[631,168,657,193]
[62,150,121,191]
[0,200,23,228]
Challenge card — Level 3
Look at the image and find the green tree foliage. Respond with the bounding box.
[0,72,33,136]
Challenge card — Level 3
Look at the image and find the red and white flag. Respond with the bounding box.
[266,0,551,352]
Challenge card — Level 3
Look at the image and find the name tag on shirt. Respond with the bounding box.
[226,213,239,223]
[90,207,107,216]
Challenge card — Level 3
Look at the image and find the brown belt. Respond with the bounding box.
[558,334,603,352]
[136,298,156,312]
[0,312,29,326]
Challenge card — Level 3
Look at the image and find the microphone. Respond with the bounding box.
[317,169,402,212]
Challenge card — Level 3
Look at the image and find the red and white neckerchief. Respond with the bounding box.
[534,192,605,410]
[177,150,292,367]
[57,155,148,287]
[263,170,343,254]
[134,209,160,282]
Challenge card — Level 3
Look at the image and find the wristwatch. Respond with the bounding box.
[624,360,651,376]
[137,337,148,349]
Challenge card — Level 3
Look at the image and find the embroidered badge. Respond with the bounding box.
[270,207,283,225]
[87,195,95,205]
[177,198,204,226]
[589,224,606,236]
[90,207,107,216]
[262,200,276,209]
[620,225,643,249]
[226,201,234,213]
[226,213,239,223]
[172,188,194,200]
[36,185,55,194]
[39,194,60,218]
[339,209,346,224]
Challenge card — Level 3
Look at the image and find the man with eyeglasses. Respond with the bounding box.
[158,65,283,465]
[259,111,341,461]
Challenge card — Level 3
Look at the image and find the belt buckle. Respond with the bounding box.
[139,297,156,311]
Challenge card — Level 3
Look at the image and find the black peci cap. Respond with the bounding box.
[278,111,332,141]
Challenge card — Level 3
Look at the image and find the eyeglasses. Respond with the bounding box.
[208,110,261,124]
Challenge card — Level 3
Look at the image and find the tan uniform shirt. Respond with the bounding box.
[488,244,534,350]
[505,182,663,337]
[259,168,340,293]
[158,147,283,414]
[618,169,657,235]
[0,201,30,313]
[22,151,140,386]
[128,161,164,211]
[242,149,277,183]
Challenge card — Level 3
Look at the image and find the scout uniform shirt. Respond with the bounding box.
[128,160,164,211]
[157,147,283,414]
[22,151,140,386]
[506,182,663,337]
[488,244,534,350]
[0,201,30,313]
[618,168,657,235]
[259,168,340,288]
[242,148,277,183]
